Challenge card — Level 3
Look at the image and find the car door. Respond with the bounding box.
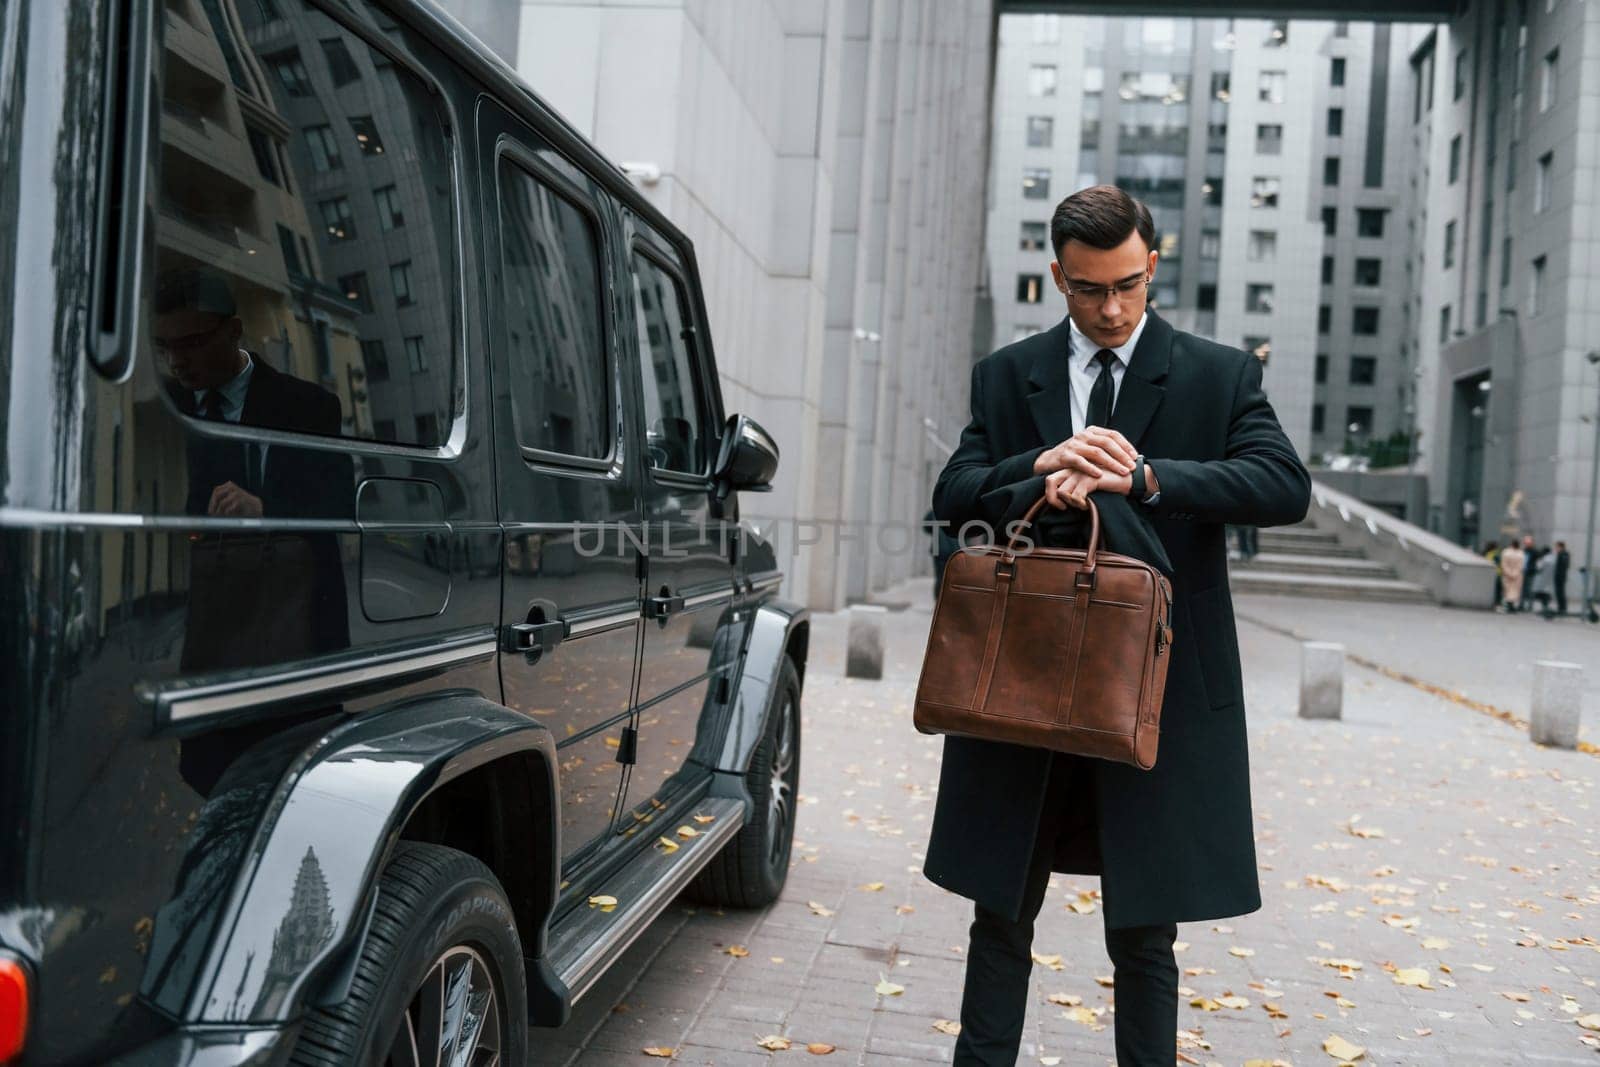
[616,222,739,827]
[483,100,643,879]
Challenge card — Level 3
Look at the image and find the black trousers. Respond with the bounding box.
[952,755,1178,1066]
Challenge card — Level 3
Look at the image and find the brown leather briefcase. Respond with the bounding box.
[914,496,1174,770]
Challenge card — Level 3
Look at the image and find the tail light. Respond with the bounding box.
[0,953,27,1062]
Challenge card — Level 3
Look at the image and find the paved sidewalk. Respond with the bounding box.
[534,581,1600,1065]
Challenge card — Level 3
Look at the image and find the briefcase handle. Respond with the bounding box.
[1002,495,1100,571]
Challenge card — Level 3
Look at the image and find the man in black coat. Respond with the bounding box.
[1554,540,1570,616]
[927,185,1310,1065]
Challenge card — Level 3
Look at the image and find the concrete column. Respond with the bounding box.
[1529,660,1583,749]
[1298,641,1344,720]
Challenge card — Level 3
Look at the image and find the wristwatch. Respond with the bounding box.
[1129,454,1160,506]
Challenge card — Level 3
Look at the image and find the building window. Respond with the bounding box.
[1535,151,1553,211]
[1334,20,1349,37]
[304,123,342,172]
[1322,206,1338,235]
[267,48,313,96]
[1200,230,1221,259]
[1321,255,1334,284]
[350,115,385,156]
[1012,324,1040,343]
[1264,20,1288,47]
[1357,208,1386,237]
[1248,230,1278,261]
[1438,305,1452,342]
[1256,124,1283,154]
[1324,157,1341,186]
[361,338,389,382]
[1197,284,1217,310]
[338,271,371,311]
[1354,258,1382,286]
[1318,305,1331,333]
[1448,135,1462,184]
[1212,71,1231,102]
[1020,221,1047,251]
[320,37,360,87]
[1327,108,1344,137]
[374,185,404,230]
[405,335,427,373]
[1349,356,1377,385]
[1331,58,1346,87]
[246,126,281,186]
[1315,354,1329,383]
[317,196,356,241]
[1022,167,1051,199]
[1026,116,1054,149]
[1444,220,1458,268]
[1246,284,1275,313]
[1202,178,1223,205]
[1500,236,1512,288]
[1412,45,1435,122]
[1027,64,1058,97]
[1251,176,1280,208]
[391,260,414,307]
[1312,403,1325,433]
[1353,306,1380,335]
[1258,70,1286,103]
[1530,255,1546,314]
[1541,48,1558,112]
[1346,406,1373,434]
[1031,14,1061,44]
[1016,274,1043,303]
[1454,48,1468,101]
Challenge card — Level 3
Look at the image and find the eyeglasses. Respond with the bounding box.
[152,319,228,355]
[1063,274,1150,308]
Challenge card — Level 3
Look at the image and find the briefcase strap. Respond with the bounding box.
[971,558,1015,710]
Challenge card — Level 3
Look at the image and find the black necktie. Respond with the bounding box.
[197,389,256,493]
[1086,349,1116,429]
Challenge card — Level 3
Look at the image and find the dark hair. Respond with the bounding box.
[1050,185,1155,258]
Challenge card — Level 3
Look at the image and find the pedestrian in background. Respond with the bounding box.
[1531,546,1557,619]
[1499,539,1526,613]
[1483,540,1503,610]
[1553,540,1570,617]
[1517,534,1537,612]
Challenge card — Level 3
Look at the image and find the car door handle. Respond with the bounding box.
[644,593,685,619]
[506,619,565,654]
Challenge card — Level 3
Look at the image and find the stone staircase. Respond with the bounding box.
[1229,520,1435,603]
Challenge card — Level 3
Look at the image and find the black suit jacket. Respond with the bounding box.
[923,309,1310,929]
[168,356,350,521]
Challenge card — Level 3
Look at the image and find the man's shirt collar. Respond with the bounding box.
[1068,311,1149,370]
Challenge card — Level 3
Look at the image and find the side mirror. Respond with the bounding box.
[712,414,779,501]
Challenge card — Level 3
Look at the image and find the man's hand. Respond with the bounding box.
[1033,425,1138,480]
[1045,466,1133,510]
[208,481,264,518]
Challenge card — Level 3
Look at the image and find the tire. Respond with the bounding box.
[688,655,801,908]
[290,842,528,1067]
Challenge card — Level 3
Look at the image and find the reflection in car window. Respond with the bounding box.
[631,254,707,475]
[497,161,611,460]
[152,0,455,447]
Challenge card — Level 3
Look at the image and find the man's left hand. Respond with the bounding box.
[208,481,264,518]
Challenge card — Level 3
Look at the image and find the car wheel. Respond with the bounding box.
[290,842,528,1067]
[688,655,801,908]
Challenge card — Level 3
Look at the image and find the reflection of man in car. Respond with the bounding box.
[154,267,346,519]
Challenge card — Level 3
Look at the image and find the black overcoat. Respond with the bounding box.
[923,310,1311,930]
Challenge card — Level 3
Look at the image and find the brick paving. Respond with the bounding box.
[533,583,1600,1065]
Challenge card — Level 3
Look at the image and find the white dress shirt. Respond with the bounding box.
[1066,311,1148,433]
[192,350,268,489]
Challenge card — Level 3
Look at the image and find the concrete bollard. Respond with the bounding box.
[846,604,887,680]
[1530,660,1583,749]
[1299,641,1344,720]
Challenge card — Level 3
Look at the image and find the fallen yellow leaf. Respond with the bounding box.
[1189,996,1220,1011]
[808,901,835,917]
[1093,974,1115,987]
[1063,1005,1100,1026]
[675,825,700,839]
[1323,1033,1366,1060]
[1392,967,1432,989]
[1420,937,1450,950]
[860,882,886,892]
[756,1035,792,1051]
[1229,946,1256,958]
[1046,992,1082,1006]
[1498,991,1531,1002]
[657,836,680,853]
[693,814,716,824]
[1578,1014,1600,1031]
[806,1043,835,1055]
[932,1019,961,1036]
[725,944,749,958]
[1217,994,1250,1010]
[1031,952,1064,971]
[1068,899,1096,914]
[587,895,618,912]
[875,977,905,996]
[642,1047,674,1058]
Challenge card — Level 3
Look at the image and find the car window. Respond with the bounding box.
[497,160,611,461]
[150,0,456,448]
[630,253,707,476]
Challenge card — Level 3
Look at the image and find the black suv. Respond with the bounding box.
[0,1,807,1063]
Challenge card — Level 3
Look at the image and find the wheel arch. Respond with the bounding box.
[184,692,559,1027]
[710,596,808,804]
